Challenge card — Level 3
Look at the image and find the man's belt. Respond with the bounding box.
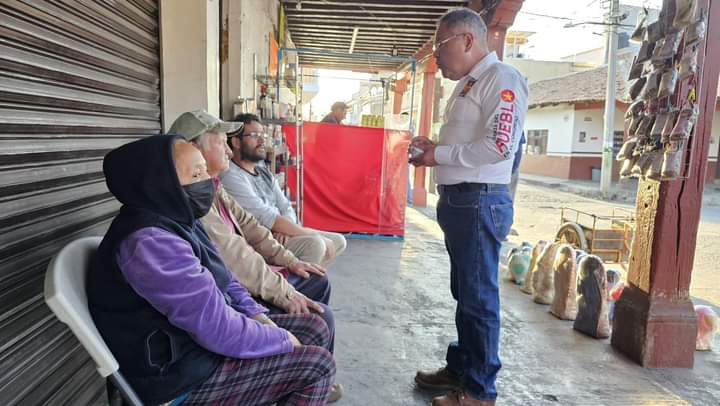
[439,182,506,193]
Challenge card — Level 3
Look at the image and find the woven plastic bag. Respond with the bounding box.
[550,245,578,320]
[652,31,684,64]
[678,43,699,80]
[625,100,645,119]
[640,70,661,100]
[650,112,670,139]
[574,255,610,338]
[661,110,679,143]
[620,156,638,178]
[521,240,548,295]
[658,69,678,98]
[645,150,664,181]
[616,137,637,161]
[632,151,653,176]
[532,242,560,305]
[685,13,706,45]
[695,305,719,351]
[661,141,685,179]
[646,20,663,43]
[629,76,647,100]
[673,0,697,30]
[631,8,648,42]
[508,245,532,285]
[628,56,645,81]
[670,107,698,140]
[634,114,655,138]
[636,40,656,64]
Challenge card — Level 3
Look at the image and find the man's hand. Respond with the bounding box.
[284,292,326,315]
[411,136,435,149]
[409,136,439,167]
[287,260,326,279]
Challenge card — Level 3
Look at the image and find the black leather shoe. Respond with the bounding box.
[415,366,462,391]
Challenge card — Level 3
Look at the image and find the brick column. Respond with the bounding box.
[393,76,408,115]
[413,57,438,207]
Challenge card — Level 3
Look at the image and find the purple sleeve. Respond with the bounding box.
[115,227,293,359]
[225,277,268,317]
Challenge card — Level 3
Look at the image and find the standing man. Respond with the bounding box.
[321,101,348,124]
[410,8,528,406]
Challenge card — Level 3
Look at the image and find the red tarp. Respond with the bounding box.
[284,122,410,236]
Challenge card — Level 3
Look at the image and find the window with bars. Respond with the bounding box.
[614,131,625,155]
[526,129,549,155]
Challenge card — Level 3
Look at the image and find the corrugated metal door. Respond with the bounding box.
[0,0,161,404]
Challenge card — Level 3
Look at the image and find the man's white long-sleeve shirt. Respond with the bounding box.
[434,52,528,185]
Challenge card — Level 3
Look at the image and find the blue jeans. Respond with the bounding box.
[437,184,513,401]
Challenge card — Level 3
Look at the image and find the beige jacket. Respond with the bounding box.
[202,183,299,308]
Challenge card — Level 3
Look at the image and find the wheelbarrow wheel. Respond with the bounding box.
[556,222,588,251]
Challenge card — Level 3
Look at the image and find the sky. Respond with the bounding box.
[512,0,663,60]
[304,69,370,120]
[306,0,665,118]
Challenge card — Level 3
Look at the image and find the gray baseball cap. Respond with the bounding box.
[169,110,243,141]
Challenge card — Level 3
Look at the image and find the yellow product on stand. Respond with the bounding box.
[361,115,385,128]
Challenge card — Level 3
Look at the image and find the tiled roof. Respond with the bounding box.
[528,57,632,109]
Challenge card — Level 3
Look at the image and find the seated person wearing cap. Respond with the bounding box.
[168,111,340,361]
[221,114,347,267]
[87,134,336,405]
[321,102,348,124]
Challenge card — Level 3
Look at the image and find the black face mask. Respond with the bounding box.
[182,178,215,219]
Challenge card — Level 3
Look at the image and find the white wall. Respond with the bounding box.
[221,0,279,119]
[532,104,720,160]
[524,104,575,155]
[711,112,720,160]
[505,58,591,84]
[571,107,625,154]
[160,0,220,130]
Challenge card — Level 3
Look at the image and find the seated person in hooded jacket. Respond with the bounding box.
[87,134,336,406]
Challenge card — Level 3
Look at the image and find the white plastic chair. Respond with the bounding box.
[44,237,144,406]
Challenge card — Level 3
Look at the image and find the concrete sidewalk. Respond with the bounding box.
[329,207,720,405]
[518,173,720,207]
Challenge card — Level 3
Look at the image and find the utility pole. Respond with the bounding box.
[600,0,619,195]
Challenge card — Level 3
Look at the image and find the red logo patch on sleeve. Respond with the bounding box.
[500,89,515,103]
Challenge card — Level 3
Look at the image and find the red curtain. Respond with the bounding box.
[284,122,410,236]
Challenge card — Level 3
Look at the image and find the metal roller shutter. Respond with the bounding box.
[0,0,161,404]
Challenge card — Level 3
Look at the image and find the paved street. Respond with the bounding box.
[506,181,720,307]
[329,193,720,405]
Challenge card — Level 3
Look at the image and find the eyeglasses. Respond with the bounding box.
[240,132,267,140]
[432,33,467,53]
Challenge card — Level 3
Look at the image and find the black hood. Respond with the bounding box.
[103,134,194,225]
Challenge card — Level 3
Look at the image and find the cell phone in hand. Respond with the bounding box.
[409,145,424,159]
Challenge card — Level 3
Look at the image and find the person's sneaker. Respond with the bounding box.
[415,366,461,391]
[327,383,343,403]
[431,390,496,406]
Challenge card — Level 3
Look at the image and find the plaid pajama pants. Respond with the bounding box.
[183,313,336,406]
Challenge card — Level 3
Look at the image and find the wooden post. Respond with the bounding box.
[715,139,720,181]
[487,27,508,61]
[393,76,408,115]
[611,0,720,368]
[413,57,438,207]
